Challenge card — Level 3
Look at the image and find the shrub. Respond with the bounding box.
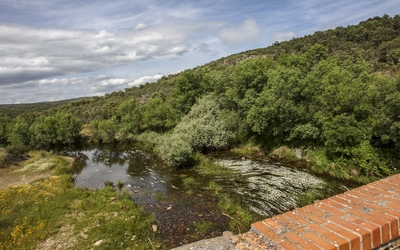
[156,133,194,167]
[156,94,233,167]
[351,141,393,178]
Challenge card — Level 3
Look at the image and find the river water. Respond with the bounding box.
[63,144,353,248]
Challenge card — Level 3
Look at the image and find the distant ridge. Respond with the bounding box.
[0,97,91,118]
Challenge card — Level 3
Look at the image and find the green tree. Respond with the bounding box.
[143,92,171,132]
[117,98,142,138]
[156,94,232,167]
[7,115,33,148]
[0,113,10,145]
[55,112,81,145]
[170,70,204,116]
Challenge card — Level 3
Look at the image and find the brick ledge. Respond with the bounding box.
[251,174,400,250]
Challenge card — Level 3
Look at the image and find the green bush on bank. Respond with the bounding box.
[148,94,233,167]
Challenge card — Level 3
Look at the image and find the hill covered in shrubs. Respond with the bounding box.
[1,14,400,183]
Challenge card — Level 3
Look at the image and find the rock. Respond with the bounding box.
[94,239,104,246]
[294,148,302,159]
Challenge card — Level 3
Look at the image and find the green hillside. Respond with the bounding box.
[1,14,400,183]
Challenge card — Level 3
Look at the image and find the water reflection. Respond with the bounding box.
[64,144,354,248]
[64,144,170,192]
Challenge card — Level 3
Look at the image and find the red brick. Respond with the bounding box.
[349,190,380,203]
[379,196,400,206]
[252,221,284,244]
[302,231,337,250]
[347,207,388,226]
[352,187,379,197]
[387,181,400,190]
[322,199,347,210]
[263,218,284,231]
[339,193,368,205]
[284,210,311,226]
[364,185,396,197]
[273,214,306,233]
[296,207,327,224]
[327,216,372,250]
[329,196,367,212]
[284,231,320,250]
[369,210,399,240]
[369,182,396,193]
[363,202,400,218]
[386,202,400,212]
[346,215,381,248]
[308,223,349,250]
[303,204,328,217]
[278,241,301,250]
[324,221,361,250]
[329,196,352,208]
[316,202,346,217]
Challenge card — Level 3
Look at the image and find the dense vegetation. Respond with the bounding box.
[1,14,400,183]
[0,97,90,118]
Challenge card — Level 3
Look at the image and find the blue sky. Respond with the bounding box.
[0,0,399,104]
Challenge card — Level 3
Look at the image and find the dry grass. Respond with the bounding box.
[0,151,73,189]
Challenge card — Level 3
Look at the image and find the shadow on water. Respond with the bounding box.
[60,144,357,248]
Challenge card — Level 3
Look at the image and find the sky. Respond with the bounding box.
[0,0,399,104]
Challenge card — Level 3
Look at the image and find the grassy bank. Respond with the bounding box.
[0,151,161,250]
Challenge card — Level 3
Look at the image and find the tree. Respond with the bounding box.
[170,70,204,116]
[143,92,171,132]
[0,113,10,145]
[55,112,81,145]
[7,116,33,147]
[117,98,142,138]
[30,112,81,147]
[156,94,232,167]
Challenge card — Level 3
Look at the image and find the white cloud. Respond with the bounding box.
[218,19,262,47]
[271,31,295,43]
[135,22,148,30]
[129,73,163,86]
[0,19,213,86]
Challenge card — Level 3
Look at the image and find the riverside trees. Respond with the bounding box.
[1,14,399,182]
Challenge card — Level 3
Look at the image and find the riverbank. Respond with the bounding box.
[0,150,161,250]
[0,144,367,249]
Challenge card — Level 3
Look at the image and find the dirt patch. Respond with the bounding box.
[36,224,77,250]
[0,155,74,189]
[0,166,52,189]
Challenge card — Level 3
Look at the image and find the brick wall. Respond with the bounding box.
[252,174,400,250]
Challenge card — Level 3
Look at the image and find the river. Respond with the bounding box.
[61,143,354,248]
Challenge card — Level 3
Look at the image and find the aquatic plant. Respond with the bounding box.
[217,158,326,217]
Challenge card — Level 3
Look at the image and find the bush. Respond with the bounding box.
[156,133,194,167]
[351,141,393,178]
[155,94,233,167]
[134,131,162,149]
